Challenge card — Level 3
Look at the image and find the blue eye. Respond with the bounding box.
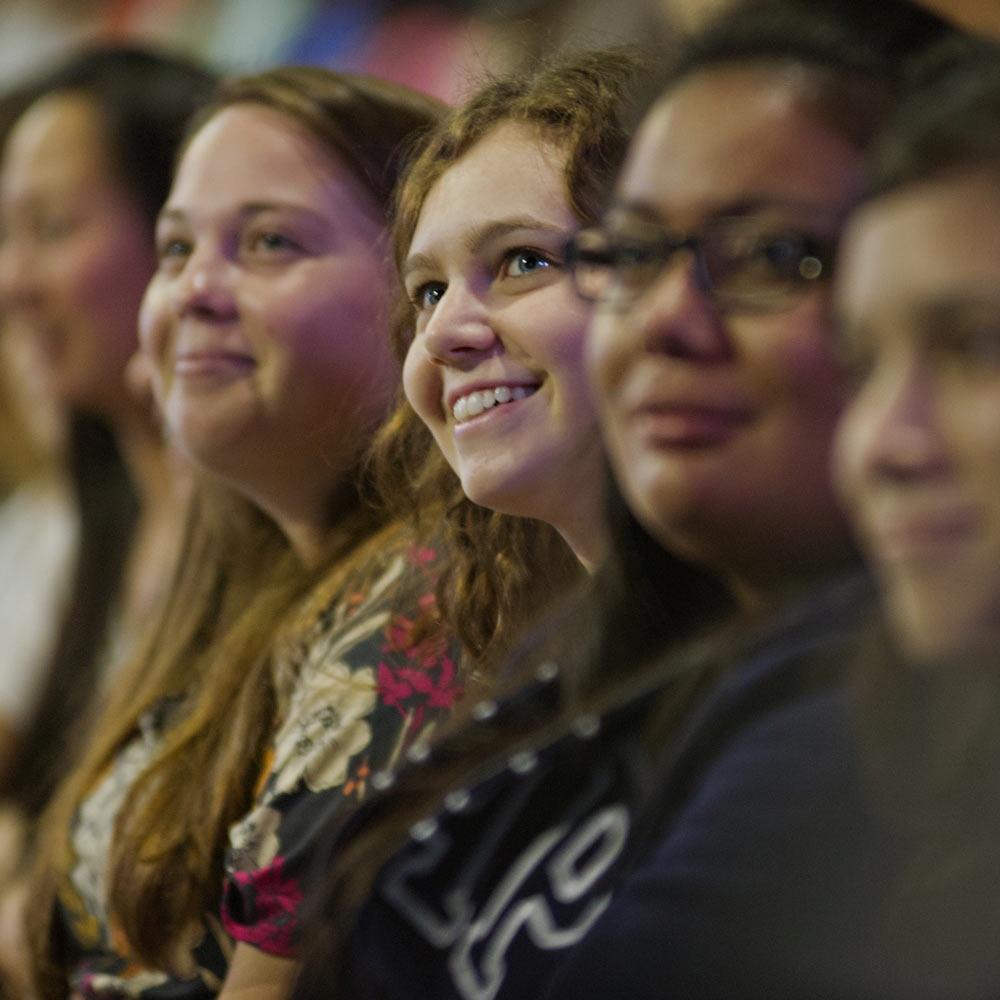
[503,249,552,277]
[412,281,446,312]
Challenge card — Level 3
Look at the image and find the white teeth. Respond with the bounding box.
[450,385,537,424]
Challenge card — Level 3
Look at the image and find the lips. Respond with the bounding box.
[629,402,753,447]
[174,349,255,378]
[867,507,981,563]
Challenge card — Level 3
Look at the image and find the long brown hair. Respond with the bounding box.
[28,67,443,995]
[369,46,647,669]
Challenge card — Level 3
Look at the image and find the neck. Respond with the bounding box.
[247,475,359,569]
[725,556,858,612]
[269,511,332,569]
[550,480,609,574]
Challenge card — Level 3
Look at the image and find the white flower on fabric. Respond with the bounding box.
[78,969,171,996]
[227,803,283,873]
[267,661,378,801]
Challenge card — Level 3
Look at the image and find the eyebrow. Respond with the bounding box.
[607,197,846,227]
[157,200,328,228]
[402,215,569,281]
[915,291,1000,329]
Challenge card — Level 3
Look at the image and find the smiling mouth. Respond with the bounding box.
[871,510,981,563]
[631,404,752,447]
[451,385,539,425]
[174,351,256,377]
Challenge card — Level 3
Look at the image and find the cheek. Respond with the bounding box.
[942,390,1000,498]
[257,264,388,377]
[585,311,628,407]
[750,306,846,427]
[831,401,875,516]
[544,304,593,396]
[402,338,442,429]
[74,225,153,320]
[137,281,172,402]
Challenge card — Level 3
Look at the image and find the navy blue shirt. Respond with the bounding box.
[337,577,1000,999]
[336,588,884,1000]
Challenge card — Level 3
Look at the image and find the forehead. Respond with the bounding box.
[169,103,365,215]
[2,92,108,198]
[838,169,1000,321]
[410,121,575,253]
[618,64,864,225]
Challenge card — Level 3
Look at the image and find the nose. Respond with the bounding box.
[630,256,732,363]
[420,281,498,367]
[858,355,949,484]
[170,240,238,322]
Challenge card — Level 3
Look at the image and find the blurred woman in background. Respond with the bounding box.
[0,45,215,824]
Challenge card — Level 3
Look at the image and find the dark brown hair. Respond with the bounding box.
[867,36,1000,195]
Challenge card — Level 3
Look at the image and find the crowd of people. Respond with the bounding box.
[0,0,996,997]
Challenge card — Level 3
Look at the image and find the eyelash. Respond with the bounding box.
[154,229,303,268]
[410,281,446,313]
[157,236,190,258]
[409,245,559,315]
[501,246,556,278]
[246,230,301,255]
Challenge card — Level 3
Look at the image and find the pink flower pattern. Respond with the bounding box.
[222,855,303,955]
[60,535,461,996]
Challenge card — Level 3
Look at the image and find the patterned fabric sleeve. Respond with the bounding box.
[220,535,462,956]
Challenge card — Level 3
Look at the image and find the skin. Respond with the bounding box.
[834,169,1000,663]
[402,121,605,568]
[588,66,862,604]
[215,944,298,1000]
[914,0,1000,37]
[0,93,156,420]
[140,103,396,565]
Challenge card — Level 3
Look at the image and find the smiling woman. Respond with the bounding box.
[401,120,600,562]
[834,41,1000,664]
[367,49,650,673]
[140,101,395,554]
[23,68,450,1000]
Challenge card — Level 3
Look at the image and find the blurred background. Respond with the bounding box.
[0,0,736,101]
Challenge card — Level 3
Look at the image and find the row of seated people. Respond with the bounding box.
[0,0,997,996]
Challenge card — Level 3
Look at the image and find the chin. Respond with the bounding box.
[459,474,534,521]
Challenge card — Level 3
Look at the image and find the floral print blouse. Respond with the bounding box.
[57,529,461,998]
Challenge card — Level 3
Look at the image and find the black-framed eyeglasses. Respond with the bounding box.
[565,216,837,314]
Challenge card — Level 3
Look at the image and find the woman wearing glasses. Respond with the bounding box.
[291,4,951,1000]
